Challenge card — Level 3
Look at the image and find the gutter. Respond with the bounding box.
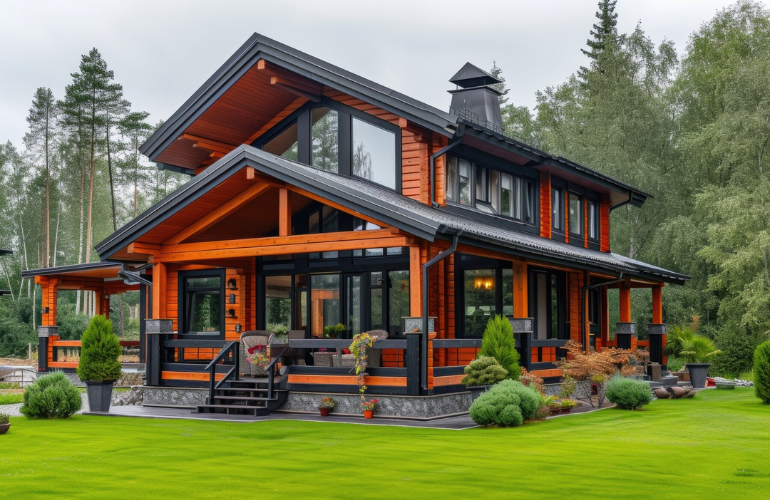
[421,230,462,391]
[429,138,463,208]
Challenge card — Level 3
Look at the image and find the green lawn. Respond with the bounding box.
[1,389,768,499]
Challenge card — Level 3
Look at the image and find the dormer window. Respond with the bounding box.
[352,118,396,190]
[568,192,583,238]
[446,154,535,225]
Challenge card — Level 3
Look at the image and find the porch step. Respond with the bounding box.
[212,395,276,402]
[195,389,288,417]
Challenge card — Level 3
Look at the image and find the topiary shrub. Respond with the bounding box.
[20,372,82,418]
[605,375,652,410]
[479,315,521,379]
[0,413,9,425]
[461,356,508,386]
[77,315,122,382]
[469,379,542,427]
[753,341,770,404]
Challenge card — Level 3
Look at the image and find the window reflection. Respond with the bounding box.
[311,107,338,172]
[353,118,396,189]
[263,121,298,160]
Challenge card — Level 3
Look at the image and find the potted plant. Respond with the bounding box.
[560,399,577,414]
[0,413,10,435]
[246,346,271,376]
[323,323,346,339]
[319,397,336,417]
[361,399,378,419]
[665,326,720,389]
[547,398,561,416]
[77,315,122,412]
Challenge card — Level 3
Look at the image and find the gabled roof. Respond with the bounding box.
[96,146,688,283]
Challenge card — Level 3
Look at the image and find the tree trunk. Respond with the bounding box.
[106,120,117,231]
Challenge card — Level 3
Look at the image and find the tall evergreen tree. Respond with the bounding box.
[489,62,510,106]
[118,111,153,219]
[579,0,619,78]
[23,88,58,268]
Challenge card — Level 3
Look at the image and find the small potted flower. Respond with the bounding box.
[560,399,577,414]
[361,399,378,419]
[319,397,336,417]
[246,345,271,376]
[0,413,10,435]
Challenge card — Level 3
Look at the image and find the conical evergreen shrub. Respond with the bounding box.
[754,341,770,404]
[479,315,521,379]
[76,315,122,382]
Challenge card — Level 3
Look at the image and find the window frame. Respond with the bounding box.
[528,267,567,341]
[454,253,514,338]
[178,269,226,339]
[254,97,402,193]
[568,190,584,240]
[585,190,601,250]
[444,151,539,230]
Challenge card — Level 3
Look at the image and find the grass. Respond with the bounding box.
[0,393,23,404]
[1,389,768,499]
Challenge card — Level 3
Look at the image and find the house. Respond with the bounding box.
[23,34,688,416]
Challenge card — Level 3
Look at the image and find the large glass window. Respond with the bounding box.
[263,121,299,160]
[308,206,338,259]
[569,192,583,237]
[447,156,458,202]
[459,159,471,205]
[310,274,340,338]
[388,270,410,337]
[182,274,222,336]
[265,275,292,332]
[464,269,497,336]
[530,269,566,340]
[353,117,396,189]
[311,107,338,172]
[587,200,598,241]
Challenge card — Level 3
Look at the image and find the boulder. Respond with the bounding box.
[653,388,671,399]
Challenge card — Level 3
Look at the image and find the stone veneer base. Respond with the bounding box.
[142,387,209,408]
[279,391,477,419]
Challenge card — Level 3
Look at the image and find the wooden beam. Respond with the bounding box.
[179,134,237,152]
[409,245,422,316]
[286,185,390,228]
[164,182,271,245]
[246,96,308,144]
[127,242,161,258]
[278,187,291,237]
[619,280,631,323]
[270,76,321,102]
[652,284,664,323]
[161,234,412,263]
[152,262,167,319]
[513,259,528,318]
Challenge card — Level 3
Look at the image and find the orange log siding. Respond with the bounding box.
[540,172,551,238]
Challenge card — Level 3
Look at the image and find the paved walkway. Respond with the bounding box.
[84,405,479,430]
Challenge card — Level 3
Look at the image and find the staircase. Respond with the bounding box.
[196,376,288,417]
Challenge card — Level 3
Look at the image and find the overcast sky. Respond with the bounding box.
[0,0,748,149]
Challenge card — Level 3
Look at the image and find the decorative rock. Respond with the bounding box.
[669,386,688,398]
[653,388,671,399]
[113,386,144,406]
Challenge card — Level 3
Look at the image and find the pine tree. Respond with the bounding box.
[23,88,58,268]
[103,82,130,231]
[118,111,153,219]
[489,62,509,106]
[579,0,619,78]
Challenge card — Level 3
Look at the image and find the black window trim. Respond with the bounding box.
[253,97,402,194]
[178,268,226,339]
[454,253,513,339]
[528,266,568,341]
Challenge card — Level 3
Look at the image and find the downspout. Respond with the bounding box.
[581,273,624,354]
[429,139,462,208]
[422,230,462,391]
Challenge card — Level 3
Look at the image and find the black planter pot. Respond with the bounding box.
[85,380,116,412]
[686,363,711,389]
[0,423,10,435]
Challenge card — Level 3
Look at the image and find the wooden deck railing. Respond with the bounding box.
[48,339,141,369]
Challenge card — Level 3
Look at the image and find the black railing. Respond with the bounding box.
[265,345,289,399]
[205,342,239,404]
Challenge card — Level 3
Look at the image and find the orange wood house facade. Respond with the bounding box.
[26,34,687,400]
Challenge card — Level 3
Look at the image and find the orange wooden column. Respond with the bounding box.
[619,281,631,323]
[512,259,528,317]
[652,285,663,323]
[278,187,291,237]
[409,244,422,316]
[152,262,167,320]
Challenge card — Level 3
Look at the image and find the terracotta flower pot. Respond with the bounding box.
[319,407,330,417]
[549,408,561,416]
[363,410,374,419]
[560,408,571,415]
[0,423,9,435]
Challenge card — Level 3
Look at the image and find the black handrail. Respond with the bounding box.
[264,345,289,399]
[205,341,239,405]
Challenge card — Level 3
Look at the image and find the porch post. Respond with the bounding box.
[648,284,666,367]
[139,284,147,363]
[511,259,533,371]
[144,319,173,387]
[278,187,291,237]
[405,332,421,395]
[36,277,58,372]
[616,280,635,349]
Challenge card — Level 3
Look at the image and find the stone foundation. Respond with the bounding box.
[280,391,475,419]
[142,387,209,407]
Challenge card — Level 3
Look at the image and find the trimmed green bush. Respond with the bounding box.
[461,356,508,386]
[753,341,770,404]
[20,372,81,418]
[0,413,9,425]
[469,379,542,427]
[479,315,521,379]
[606,375,652,410]
[77,315,122,382]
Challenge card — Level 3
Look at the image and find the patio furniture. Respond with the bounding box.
[312,351,335,367]
[240,330,274,377]
[339,330,389,368]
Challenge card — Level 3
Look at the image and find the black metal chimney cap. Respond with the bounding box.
[449,62,501,88]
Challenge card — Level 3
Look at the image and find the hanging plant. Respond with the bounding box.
[350,333,374,402]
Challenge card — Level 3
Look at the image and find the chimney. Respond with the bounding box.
[448,62,503,133]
